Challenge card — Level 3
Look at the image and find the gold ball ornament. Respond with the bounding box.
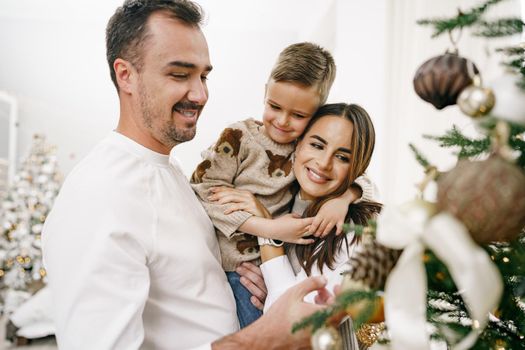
[311,326,342,350]
[413,53,479,109]
[437,156,525,243]
[457,75,495,118]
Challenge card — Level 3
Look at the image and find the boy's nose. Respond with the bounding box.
[276,115,290,128]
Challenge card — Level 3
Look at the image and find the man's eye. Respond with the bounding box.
[201,75,209,82]
[170,73,187,79]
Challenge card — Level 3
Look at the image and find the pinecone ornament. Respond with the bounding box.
[342,235,402,291]
[413,53,479,109]
[437,156,525,243]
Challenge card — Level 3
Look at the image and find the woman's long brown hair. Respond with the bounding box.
[291,103,382,275]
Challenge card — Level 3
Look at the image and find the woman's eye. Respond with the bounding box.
[310,142,323,150]
[336,154,350,162]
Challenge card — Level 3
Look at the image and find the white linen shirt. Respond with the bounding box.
[42,132,238,350]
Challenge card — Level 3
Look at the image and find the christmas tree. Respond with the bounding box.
[295,0,525,349]
[0,134,62,315]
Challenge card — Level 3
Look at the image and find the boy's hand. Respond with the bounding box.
[208,187,271,218]
[311,186,361,237]
[267,214,314,245]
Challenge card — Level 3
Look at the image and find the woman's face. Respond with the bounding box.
[294,115,353,201]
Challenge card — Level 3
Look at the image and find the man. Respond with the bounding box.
[42,0,328,349]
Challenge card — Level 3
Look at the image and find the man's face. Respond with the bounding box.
[133,13,212,150]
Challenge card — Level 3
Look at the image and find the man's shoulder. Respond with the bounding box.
[59,138,148,202]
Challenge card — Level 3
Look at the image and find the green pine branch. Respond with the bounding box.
[417,0,505,38]
[496,45,525,90]
[424,126,491,159]
[343,220,377,238]
[474,18,524,37]
[292,290,379,333]
[409,143,431,168]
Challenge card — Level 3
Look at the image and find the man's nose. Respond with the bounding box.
[187,79,208,105]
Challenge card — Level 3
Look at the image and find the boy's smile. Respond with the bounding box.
[262,80,320,144]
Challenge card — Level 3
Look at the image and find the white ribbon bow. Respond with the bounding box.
[376,202,503,350]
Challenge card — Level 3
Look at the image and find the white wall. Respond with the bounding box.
[1,0,520,203]
[0,0,387,192]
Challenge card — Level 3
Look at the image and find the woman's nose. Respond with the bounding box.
[317,153,332,170]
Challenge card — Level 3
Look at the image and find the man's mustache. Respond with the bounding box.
[173,101,203,111]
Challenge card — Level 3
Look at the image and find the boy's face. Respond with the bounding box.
[262,80,321,144]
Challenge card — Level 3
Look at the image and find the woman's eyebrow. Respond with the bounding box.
[310,135,351,154]
[310,135,327,144]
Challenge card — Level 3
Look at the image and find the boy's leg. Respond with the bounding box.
[225,271,262,328]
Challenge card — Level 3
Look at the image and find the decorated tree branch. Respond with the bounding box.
[0,135,62,315]
[294,0,525,349]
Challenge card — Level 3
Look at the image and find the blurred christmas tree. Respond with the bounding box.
[295,0,525,349]
[0,134,62,315]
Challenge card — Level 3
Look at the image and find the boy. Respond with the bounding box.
[191,42,375,327]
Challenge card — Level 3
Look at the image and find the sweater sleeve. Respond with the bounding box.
[190,124,253,238]
[353,173,380,203]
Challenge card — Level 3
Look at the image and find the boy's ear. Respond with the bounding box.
[114,58,135,94]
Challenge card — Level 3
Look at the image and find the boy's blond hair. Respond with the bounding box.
[269,42,336,104]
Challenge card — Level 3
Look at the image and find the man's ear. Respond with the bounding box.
[114,58,135,94]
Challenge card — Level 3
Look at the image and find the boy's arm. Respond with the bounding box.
[239,214,314,245]
[208,186,314,245]
[353,173,379,203]
[311,173,379,237]
[190,126,253,238]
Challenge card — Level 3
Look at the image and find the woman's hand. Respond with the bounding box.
[208,186,271,218]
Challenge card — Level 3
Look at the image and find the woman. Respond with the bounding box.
[213,102,381,309]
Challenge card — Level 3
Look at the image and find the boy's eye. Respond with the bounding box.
[293,113,307,119]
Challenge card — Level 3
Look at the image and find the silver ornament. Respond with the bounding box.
[457,75,495,118]
[311,326,342,350]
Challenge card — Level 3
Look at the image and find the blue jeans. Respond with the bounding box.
[226,271,262,328]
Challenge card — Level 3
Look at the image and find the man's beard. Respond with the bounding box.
[139,89,198,147]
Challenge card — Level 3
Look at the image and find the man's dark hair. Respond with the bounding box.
[106,0,204,91]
